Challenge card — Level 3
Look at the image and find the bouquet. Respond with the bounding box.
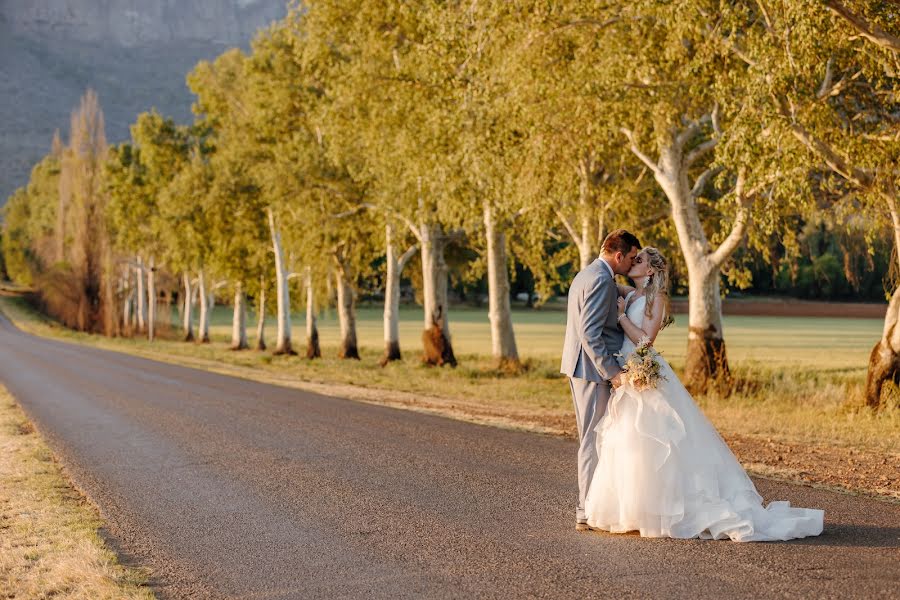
[619,337,666,391]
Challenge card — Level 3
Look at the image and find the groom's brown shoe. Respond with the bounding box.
[576,520,603,532]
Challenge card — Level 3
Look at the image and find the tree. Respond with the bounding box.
[243,11,379,361]
[304,0,465,366]
[734,0,899,406]
[108,110,192,341]
[574,1,810,393]
[1,146,61,286]
[57,90,113,334]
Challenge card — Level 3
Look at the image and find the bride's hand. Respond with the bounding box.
[616,297,626,316]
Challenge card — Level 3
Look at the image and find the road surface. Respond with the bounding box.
[0,314,897,599]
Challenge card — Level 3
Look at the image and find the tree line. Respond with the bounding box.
[1,0,897,405]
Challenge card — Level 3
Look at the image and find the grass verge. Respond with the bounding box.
[0,385,155,599]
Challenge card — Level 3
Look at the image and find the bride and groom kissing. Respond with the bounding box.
[561,229,823,542]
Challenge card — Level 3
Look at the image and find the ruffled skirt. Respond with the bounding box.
[583,361,823,542]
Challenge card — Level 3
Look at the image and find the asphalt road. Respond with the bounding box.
[0,314,898,599]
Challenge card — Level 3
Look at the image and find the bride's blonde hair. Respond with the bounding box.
[642,247,674,329]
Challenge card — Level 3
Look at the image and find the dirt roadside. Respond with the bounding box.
[669,297,887,318]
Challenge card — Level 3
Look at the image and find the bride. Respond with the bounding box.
[583,247,824,542]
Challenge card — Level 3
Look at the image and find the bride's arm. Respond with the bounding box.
[617,295,666,344]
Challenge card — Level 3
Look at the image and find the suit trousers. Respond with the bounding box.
[569,376,611,521]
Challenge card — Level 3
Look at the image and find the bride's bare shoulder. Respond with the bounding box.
[616,283,635,297]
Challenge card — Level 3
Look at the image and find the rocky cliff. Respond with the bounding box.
[0,0,288,205]
[1,0,285,46]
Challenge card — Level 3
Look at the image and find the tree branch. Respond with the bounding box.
[817,57,835,98]
[398,244,419,271]
[788,118,874,189]
[331,203,375,219]
[555,209,583,247]
[822,0,900,53]
[620,128,661,174]
[709,170,751,268]
[685,139,718,168]
[684,106,720,167]
[691,166,723,198]
[674,121,702,150]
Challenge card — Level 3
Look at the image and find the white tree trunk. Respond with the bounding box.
[554,209,594,271]
[255,281,266,351]
[122,268,133,333]
[304,267,320,359]
[579,211,593,270]
[198,269,210,343]
[231,282,248,350]
[182,272,194,341]
[146,257,156,342]
[650,137,744,392]
[419,222,456,366]
[484,202,520,366]
[268,208,293,354]
[135,255,146,332]
[866,190,900,407]
[381,223,416,364]
[334,261,359,360]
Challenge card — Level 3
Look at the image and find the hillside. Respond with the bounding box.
[0,0,287,205]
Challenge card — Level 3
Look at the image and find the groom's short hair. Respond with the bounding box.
[601,229,642,255]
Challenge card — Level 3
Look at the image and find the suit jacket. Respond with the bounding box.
[560,258,624,383]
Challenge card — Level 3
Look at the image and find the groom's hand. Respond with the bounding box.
[610,373,623,388]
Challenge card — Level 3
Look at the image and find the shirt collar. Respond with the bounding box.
[598,258,615,278]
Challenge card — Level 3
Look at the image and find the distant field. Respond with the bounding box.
[194,303,883,373]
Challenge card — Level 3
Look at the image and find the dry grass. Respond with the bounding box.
[0,385,155,599]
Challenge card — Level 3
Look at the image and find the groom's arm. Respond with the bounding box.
[579,277,622,382]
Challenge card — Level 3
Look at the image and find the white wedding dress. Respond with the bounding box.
[583,293,824,542]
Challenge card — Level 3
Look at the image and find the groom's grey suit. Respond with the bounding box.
[560,257,624,522]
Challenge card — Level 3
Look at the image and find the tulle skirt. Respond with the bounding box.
[583,360,823,542]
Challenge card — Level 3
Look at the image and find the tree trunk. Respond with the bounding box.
[268,208,294,355]
[645,134,748,394]
[146,257,156,342]
[579,211,593,271]
[305,267,321,359]
[381,223,416,366]
[255,280,267,351]
[135,255,146,332]
[122,268,133,334]
[102,245,117,337]
[334,260,359,360]
[866,191,900,408]
[182,272,195,342]
[484,202,520,369]
[197,269,210,343]
[419,222,457,367]
[683,261,729,392]
[866,289,900,409]
[231,282,248,350]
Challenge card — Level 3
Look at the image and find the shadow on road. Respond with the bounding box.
[791,524,900,549]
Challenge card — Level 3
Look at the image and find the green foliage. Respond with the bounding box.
[7,0,899,334]
[1,152,62,285]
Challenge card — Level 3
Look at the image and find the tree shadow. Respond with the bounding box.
[789,523,900,549]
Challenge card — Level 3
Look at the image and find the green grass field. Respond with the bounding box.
[199,302,883,372]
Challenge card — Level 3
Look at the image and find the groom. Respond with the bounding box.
[561,229,641,531]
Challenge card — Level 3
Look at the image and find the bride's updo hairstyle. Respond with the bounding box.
[642,247,674,328]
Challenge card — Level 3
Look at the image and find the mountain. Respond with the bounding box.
[0,0,288,205]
